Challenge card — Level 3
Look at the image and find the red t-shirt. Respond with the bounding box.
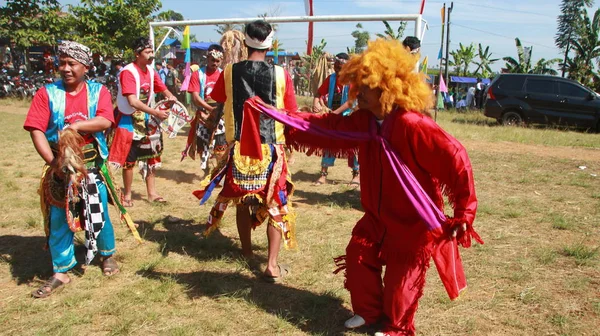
[24,85,115,143]
[120,63,167,105]
[212,68,297,112]
[317,74,344,97]
[187,68,221,101]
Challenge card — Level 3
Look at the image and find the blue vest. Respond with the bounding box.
[45,80,109,159]
[327,72,351,116]
[197,66,207,100]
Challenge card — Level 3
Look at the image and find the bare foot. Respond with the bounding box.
[313,175,327,185]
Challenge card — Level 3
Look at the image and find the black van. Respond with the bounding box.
[484,74,600,131]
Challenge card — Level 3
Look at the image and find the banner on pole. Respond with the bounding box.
[305,0,314,55]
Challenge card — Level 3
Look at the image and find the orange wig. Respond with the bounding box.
[338,39,433,115]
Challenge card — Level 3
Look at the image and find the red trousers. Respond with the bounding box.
[344,235,432,336]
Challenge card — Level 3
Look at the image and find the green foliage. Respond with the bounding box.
[449,43,476,76]
[301,38,327,71]
[555,0,595,50]
[0,0,65,48]
[66,0,162,56]
[473,44,499,78]
[503,38,561,75]
[351,23,369,53]
[567,8,600,87]
[375,20,406,41]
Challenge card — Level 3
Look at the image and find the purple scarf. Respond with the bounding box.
[245,98,446,234]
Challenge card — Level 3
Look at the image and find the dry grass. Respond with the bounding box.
[1,100,599,335]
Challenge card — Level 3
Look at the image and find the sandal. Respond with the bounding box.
[32,276,68,298]
[150,196,167,204]
[347,181,360,189]
[102,257,120,277]
[262,264,290,283]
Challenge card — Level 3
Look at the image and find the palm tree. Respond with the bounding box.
[473,43,499,78]
[376,20,406,40]
[530,58,562,75]
[449,43,476,76]
[449,49,464,75]
[504,38,561,75]
[503,38,534,73]
[567,8,600,86]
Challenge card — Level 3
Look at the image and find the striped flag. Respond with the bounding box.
[305,0,314,55]
[180,26,192,91]
[421,56,428,74]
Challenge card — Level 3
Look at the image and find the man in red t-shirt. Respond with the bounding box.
[182,44,227,171]
[24,41,120,298]
[108,37,178,206]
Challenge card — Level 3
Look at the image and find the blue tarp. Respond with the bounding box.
[163,38,180,47]
[266,51,299,57]
[190,42,213,50]
[450,76,491,84]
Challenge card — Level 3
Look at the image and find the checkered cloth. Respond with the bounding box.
[81,172,105,265]
[196,119,226,170]
[232,161,270,191]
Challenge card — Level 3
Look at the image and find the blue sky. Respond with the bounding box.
[52,0,566,72]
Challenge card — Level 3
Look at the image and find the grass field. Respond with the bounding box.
[0,98,599,335]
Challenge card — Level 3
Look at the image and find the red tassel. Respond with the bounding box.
[192,190,205,200]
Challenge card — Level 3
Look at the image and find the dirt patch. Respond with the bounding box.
[463,139,600,162]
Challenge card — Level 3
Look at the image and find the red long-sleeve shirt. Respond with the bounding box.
[287,108,478,254]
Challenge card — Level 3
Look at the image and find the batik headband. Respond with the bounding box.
[135,41,153,54]
[58,41,92,66]
[244,31,274,49]
[208,50,223,60]
[335,57,348,64]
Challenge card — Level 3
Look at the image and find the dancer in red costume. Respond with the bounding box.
[275,39,483,336]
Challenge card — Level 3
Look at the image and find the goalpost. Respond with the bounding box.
[149,14,426,67]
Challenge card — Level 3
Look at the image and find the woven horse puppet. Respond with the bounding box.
[53,128,89,232]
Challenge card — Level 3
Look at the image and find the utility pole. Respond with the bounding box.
[444,2,453,85]
[435,3,446,120]
[561,30,571,78]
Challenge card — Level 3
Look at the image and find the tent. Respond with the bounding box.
[190,42,213,50]
[450,76,491,84]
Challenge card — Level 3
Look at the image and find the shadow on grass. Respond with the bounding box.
[158,168,201,184]
[138,216,267,266]
[293,188,362,211]
[451,117,500,127]
[139,269,354,335]
[0,235,52,284]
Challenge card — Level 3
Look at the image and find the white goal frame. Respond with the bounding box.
[150,14,426,67]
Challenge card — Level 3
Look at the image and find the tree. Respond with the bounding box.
[301,38,328,94]
[376,20,406,40]
[66,0,162,57]
[567,8,600,86]
[257,4,282,32]
[448,43,476,76]
[555,0,594,49]
[555,0,594,75]
[503,38,561,75]
[473,44,499,78]
[530,58,561,75]
[351,23,370,53]
[502,38,533,73]
[0,0,67,72]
